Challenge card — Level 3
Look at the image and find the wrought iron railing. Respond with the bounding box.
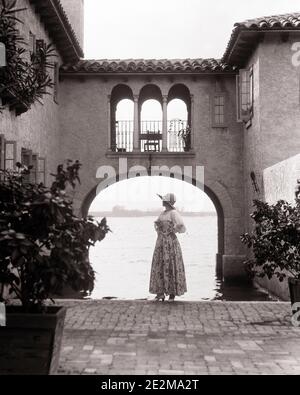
[140,120,162,152]
[168,119,188,152]
[115,120,133,152]
[114,119,189,153]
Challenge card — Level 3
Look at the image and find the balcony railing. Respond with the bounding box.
[168,119,188,153]
[140,120,162,152]
[115,120,134,152]
[114,119,188,153]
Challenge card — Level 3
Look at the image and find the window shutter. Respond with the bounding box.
[237,68,254,122]
[0,43,6,67]
[29,32,36,56]
[240,69,250,121]
[5,141,16,170]
[36,39,47,91]
[0,135,5,170]
[31,153,38,183]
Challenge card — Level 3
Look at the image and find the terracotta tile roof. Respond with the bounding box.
[61,58,237,74]
[29,0,83,62]
[235,12,300,29]
[223,12,300,64]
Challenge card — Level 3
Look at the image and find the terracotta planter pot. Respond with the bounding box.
[288,278,300,311]
[0,306,66,375]
[0,88,30,116]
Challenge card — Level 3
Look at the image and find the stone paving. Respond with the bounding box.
[57,300,300,375]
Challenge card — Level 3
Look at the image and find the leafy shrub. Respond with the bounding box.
[241,192,300,282]
[0,161,110,311]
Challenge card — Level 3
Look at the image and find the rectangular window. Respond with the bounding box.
[38,157,46,185]
[29,32,36,56]
[31,153,38,184]
[36,39,47,93]
[36,39,46,61]
[53,62,59,103]
[5,141,16,170]
[0,135,5,170]
[237,67,254,122]
[21,148,32,183]
[212,94,226,127]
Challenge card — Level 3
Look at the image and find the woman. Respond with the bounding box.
[149,193,187,302]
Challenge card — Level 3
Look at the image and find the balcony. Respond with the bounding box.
[113,119,189,153]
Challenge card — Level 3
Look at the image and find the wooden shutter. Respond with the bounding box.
[237,69,253,122]
[29,32,36,56]
[31,153,38,183]
[5,141,17,170]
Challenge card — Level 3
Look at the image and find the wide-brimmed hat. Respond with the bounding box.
[157,193,176,209]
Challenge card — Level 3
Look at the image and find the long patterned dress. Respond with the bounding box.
[149,209,187,297]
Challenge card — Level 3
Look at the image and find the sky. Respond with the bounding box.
[85,0,298,212]
[89,176,216,213]
[84,0,299,59]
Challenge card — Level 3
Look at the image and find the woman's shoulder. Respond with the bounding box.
[170,209,180,218]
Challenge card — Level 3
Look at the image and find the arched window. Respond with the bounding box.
[167,99,188,152]
[139,85,163,152]
[110,85,133,152]
[140,99,162,152]
[115,99,134,152]
[168,84,191,152]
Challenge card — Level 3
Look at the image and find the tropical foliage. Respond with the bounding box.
[241,186,300,281]
[0,161,110,312]
[0,0,55,114]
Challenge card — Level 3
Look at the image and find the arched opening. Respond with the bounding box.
[168,84,192,152]
[115,99,134,152]
[110,84,134,152]
[83,176,223,301]
[139,85,163,152]
[167,99,188,152]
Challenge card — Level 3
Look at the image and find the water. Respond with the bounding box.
[89,216,274,301]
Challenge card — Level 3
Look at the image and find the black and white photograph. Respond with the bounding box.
[0,0,300,380]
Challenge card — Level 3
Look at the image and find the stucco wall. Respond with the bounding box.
[58,73,246,276]
[0,0,62,185]
[243,33,300,299]
[264,153,300,205]
[256,153,300,301]
[244,33,300,227]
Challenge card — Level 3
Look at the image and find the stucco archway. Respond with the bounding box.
[80,174,225,274]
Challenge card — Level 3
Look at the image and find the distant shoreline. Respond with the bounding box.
[89,212,217,218]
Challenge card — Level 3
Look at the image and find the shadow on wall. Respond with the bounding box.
[260,153,300,301]
[255,277,289,301]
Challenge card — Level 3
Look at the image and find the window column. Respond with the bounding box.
[133,95,140,151]
[190,94,194,150]
[162,95,168,152]
[107,95,112,151]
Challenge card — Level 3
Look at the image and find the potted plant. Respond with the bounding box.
[0,0,55,116]
[241,183,300,312]
[178,124,191,152]
[0,161,110,375]
[168,119,191,152]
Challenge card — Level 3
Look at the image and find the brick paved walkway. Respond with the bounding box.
[57,300,300,375]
